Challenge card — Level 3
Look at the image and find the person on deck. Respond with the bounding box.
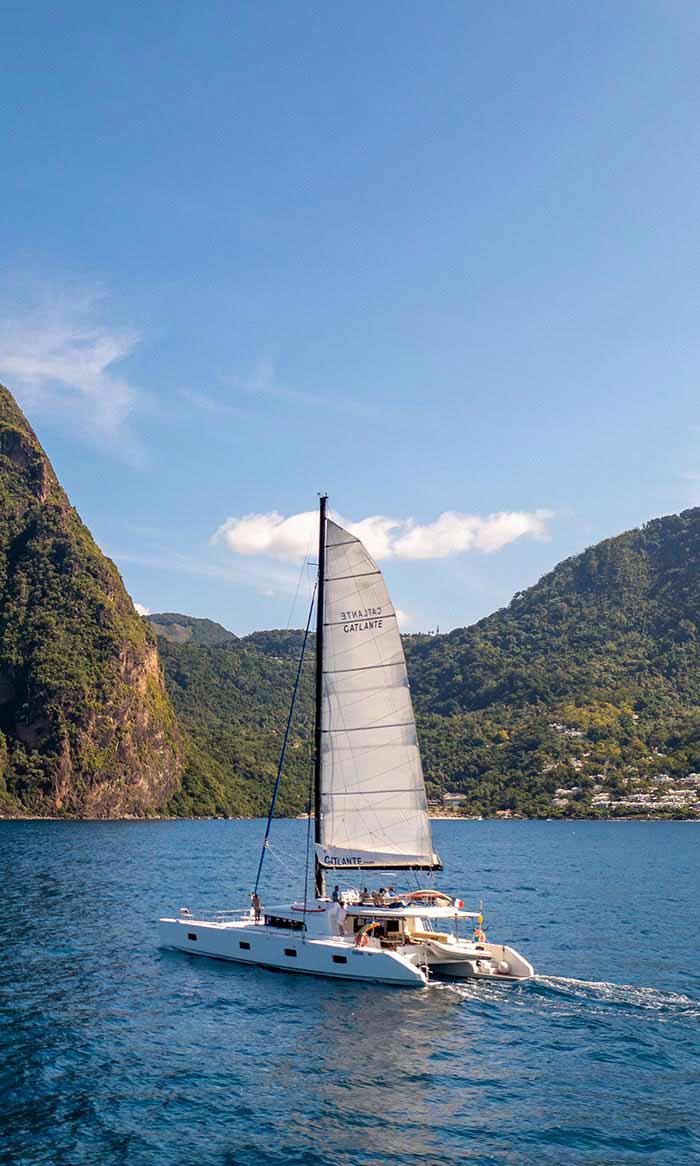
[332,885,341,903]
[251,892,262,922]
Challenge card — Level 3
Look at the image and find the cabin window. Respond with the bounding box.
[352,917,402,940]
[187,933,197,941]
[284,948,297,957]
[239,941,251,950]
[265,915,305,932]
[332,954,347,964]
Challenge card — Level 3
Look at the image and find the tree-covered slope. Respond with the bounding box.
[156,510,700,819]
[146,612,238,646]
[156,634,313,818]
[407,509,700,715]
[0,384,183,817]
[405,509,700,815]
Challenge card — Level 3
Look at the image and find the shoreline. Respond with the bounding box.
[1,813,698,824]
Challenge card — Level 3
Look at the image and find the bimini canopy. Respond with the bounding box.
[316,518,441,871]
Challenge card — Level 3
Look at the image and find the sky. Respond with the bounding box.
[2,1,700,634]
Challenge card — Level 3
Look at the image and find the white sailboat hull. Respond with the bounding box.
[159,918,428,987]
[424,940,534,981]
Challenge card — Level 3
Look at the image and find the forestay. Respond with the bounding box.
[316,518,441,870]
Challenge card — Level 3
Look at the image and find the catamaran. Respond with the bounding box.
[159,497,533,987]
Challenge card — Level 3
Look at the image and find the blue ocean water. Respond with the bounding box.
[1,819,698,1166]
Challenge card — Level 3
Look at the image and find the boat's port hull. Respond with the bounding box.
[159,918,427,987]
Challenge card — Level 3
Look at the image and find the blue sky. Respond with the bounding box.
[2,1,700,634]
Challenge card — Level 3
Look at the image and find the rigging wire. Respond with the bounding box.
[302,574,318,933]
[301,736,316,932]
[263,843,300,884]
[253,580,317,897]
[284,522,316,630]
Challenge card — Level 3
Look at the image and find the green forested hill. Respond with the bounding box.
[157,634,314,818]
[155,509,700,819]
[147,613,237,646]
[0,384,183,817]
[404,508,700,814]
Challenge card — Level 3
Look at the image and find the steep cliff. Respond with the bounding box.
[0,383,183,817]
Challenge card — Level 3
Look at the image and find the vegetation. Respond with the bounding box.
[159,634,315,818]
[0,383,183,817]
[146,613,237,646]
[404,509,700,816]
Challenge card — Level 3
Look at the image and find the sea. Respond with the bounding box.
[1,819,698,1166]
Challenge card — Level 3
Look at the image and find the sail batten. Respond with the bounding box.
[318,517,440,871]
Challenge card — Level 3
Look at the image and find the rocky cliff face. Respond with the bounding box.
[0,383,184,817]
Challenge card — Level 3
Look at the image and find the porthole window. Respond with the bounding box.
[284,948,297,957]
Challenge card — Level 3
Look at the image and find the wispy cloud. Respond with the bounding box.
[111,546,311,598]
[212,507,553,563]
[134,602,151,616]
[179,358,373,422]
[218,357,373,417]
[0,285,143,458]
[178,389,247,418]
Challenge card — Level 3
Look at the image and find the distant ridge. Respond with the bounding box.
[147,613,238,646]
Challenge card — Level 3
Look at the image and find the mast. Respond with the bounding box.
[313,493,328,897]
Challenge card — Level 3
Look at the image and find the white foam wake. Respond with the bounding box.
[434,972,700,1022]
[534,974,700,1019]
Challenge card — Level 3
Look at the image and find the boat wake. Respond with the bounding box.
[533,974,700,1021]
[436,973,700,1022]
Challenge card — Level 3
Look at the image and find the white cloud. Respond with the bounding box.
[392,509,553,558]
[134,602,151,616]
[0,286,142,457]
[213,510,319,563]
[212,507,553,562]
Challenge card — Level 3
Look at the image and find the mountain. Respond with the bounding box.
[0,384,184,818]
[147,613,237,646]
[163,511,700,819]
[3,374,697,822]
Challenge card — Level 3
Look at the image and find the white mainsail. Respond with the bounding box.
[316,518,440,870]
